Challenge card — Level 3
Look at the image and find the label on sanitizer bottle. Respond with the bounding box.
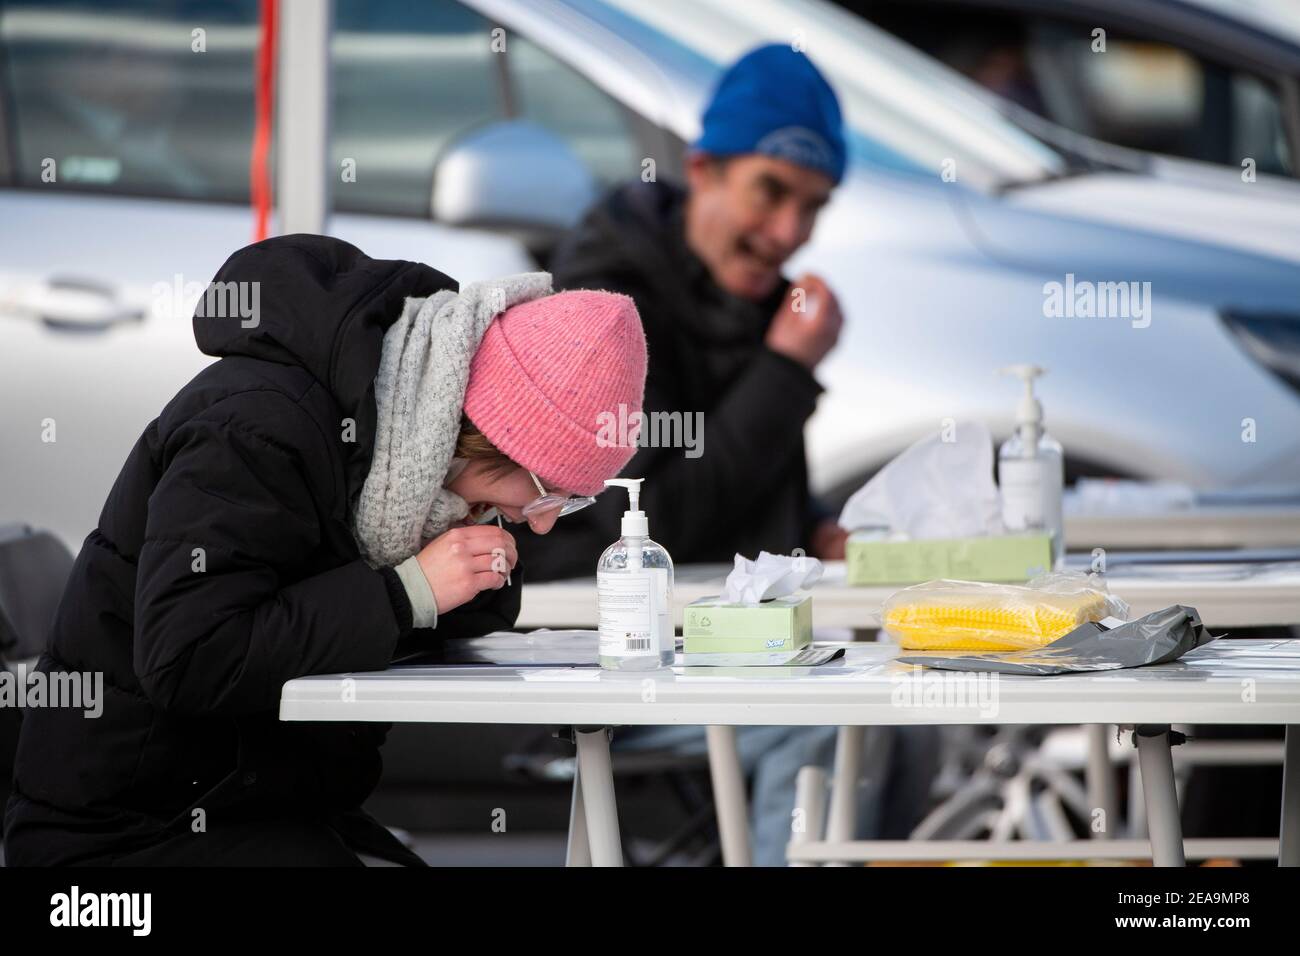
[598,569,668,657]
[1000,458,1048,531]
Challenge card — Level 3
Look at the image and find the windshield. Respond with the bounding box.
[595,0,1068,189]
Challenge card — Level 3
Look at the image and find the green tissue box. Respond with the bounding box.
[845,532,1053,585]
[683,595,813,654]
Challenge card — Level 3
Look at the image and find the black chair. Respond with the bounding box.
[0,524,75,664]
[0,524,75,832]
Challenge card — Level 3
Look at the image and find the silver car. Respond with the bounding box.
[2,0,1299,549]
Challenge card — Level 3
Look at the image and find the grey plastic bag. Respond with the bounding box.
[897,605,1216,675]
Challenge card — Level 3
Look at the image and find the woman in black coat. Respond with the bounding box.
[3,235,647,866]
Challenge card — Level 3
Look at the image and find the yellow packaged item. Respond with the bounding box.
[882,573,1128,651]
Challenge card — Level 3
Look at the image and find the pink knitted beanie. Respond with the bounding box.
[463,289,647,497]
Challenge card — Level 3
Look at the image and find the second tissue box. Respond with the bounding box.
[683,595,813,654]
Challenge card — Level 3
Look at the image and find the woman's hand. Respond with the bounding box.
[415,524,518,614]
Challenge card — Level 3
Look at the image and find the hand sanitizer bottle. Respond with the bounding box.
[998,365,1065,568]
[597,478,674,670]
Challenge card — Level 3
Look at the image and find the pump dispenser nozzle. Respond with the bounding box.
[999,364,1046,443]
[995,364,1064,567]
[605,478,648,537]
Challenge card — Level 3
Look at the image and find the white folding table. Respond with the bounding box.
[280,639,1300,867]
[516,558,1300,864]
[1064,505,1300,550]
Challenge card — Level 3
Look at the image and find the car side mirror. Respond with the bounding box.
[431,120,597,256]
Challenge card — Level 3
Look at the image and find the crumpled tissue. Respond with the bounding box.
[838,421,1003,539]
[720,551,824,605]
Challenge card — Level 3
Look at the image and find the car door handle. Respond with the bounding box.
[25,275,144,332]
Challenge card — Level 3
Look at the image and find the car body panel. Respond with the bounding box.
[1003,170,1300,266]
[0,190,531,545]
[788,169,1300,495]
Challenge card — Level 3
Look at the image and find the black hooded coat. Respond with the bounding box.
[4,235,520,865]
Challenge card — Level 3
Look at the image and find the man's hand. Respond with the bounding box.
[415,524,518,614]
[809,517,848,561]
[765,273,843,371]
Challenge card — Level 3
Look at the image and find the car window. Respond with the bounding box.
[0,0,259,200]
[1234,72,1292,177]
[1024,20,1293,176]
[510,34,637,189]
[0,0,638,213]
[331,0,500,217]
[332,0,636,217]
[854,0,1294,177]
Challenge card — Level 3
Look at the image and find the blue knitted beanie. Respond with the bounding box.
[694,44,846,184]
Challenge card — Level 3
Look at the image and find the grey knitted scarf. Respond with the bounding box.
[353,272,553,568]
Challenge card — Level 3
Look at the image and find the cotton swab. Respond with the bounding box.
[497,512,511,586]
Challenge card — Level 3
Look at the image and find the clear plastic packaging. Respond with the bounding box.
[882,572,1129,651]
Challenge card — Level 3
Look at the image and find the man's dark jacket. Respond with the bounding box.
[3,235,520,865]
[516,178,826,581]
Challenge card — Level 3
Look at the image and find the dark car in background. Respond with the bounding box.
[846,0,1300,178]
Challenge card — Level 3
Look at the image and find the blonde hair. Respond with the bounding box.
[454,414,517,480]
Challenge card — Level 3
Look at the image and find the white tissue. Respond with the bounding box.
[837,421,1003,539]
[721,551,824,605]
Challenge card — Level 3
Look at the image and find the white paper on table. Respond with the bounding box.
[683,647,844,667]
[518,668,604,681]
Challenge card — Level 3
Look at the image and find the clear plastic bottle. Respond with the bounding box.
[998,365,1065,568]
[597,479,675,670]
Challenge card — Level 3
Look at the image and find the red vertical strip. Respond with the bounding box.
[250,0,278,241]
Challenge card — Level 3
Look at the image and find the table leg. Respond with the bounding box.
[1086,724,1119,839]
[1135,725,1186,867]
[706,725,752,867]
[574,727,623,867]
[1281,724,1299,867]
[1127,759,1147,839]
[565,760,591,867]
[790,765,828,867]
[825,725,864,867]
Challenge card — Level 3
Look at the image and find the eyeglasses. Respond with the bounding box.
[521,471,595,520]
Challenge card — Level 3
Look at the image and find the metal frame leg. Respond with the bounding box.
[574,727,623,867]
[825,725,864,867]
[1086,724,1119,839]
[1127,758,1147,839]
[1281,725,1300,867]
[1135,725,1186,867]
[790,765,828,867]
[565,762,591,867]
[706,725,752,867]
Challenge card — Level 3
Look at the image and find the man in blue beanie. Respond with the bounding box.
[519,42,850,577]
[517,45,939,867]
